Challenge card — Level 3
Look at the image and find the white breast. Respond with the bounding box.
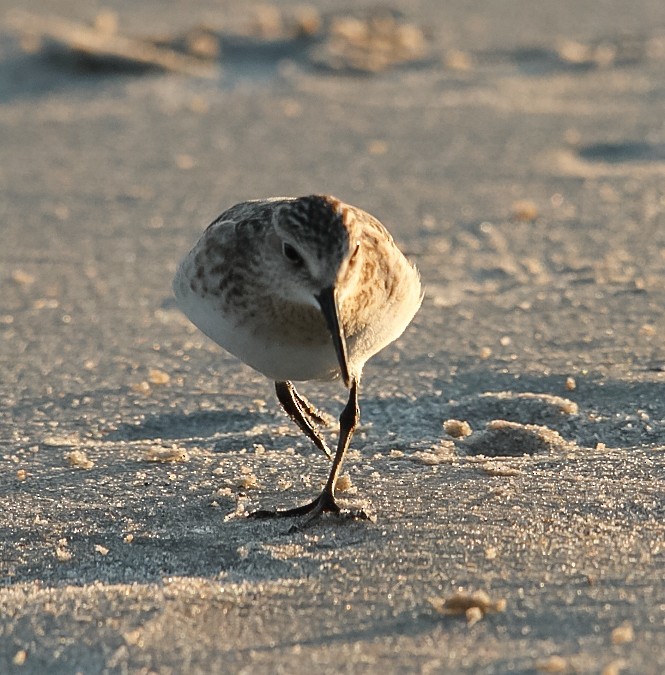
[173,266,341,382]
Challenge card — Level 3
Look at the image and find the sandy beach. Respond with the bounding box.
[1,1,664,672]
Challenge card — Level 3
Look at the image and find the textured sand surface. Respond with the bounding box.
[1,1,664,673]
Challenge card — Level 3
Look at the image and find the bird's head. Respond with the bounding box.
[267,195,363,387]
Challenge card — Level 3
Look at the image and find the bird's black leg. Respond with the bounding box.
[250,378,366,525]
[293,377,360,524]
[274,381,332,459]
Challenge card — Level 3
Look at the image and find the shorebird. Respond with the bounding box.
[173,194,422,524]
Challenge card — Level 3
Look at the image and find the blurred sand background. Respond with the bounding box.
[1,1,664,673]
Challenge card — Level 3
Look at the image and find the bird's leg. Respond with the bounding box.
[274,381,332,460]
[294,377,360,524]
[250,379,366,525]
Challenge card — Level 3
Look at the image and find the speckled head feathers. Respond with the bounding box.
[275,195,351,260]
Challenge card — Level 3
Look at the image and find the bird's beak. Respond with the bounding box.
[315,286,351,388]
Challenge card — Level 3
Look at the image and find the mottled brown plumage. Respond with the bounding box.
[173,195,422,525]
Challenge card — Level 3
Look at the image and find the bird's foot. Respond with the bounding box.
[248,491,372,531]
[248,490,338,520]
[293,392,335,428]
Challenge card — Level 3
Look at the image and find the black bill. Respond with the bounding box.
[315,286,350,388]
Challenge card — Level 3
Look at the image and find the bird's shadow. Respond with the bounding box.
[106,409,258,442]
[105,369,665,453]
[104,405,315,456]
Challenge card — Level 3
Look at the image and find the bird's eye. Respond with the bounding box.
[282,242,304,266]
[349,242,360,263]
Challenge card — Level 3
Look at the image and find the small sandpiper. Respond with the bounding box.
[173,195,422,524]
